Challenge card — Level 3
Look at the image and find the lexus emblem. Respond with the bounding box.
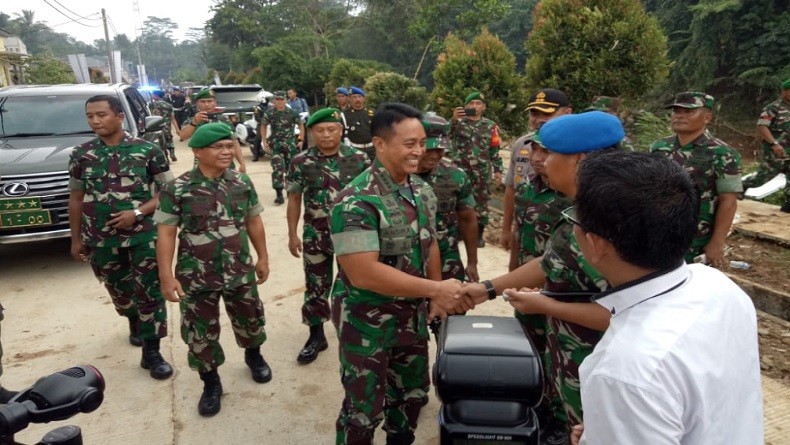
[1,182,30,197]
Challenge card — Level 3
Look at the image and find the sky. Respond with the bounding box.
[2,0,217,44]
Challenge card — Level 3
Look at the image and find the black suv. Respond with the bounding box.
[210,84,263,120]
[0,83,166,244]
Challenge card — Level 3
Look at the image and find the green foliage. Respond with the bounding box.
[525,0,669,110]
[324,58,392,96]
[431,29,529,135]
[364,72,428,110]
[24,54,76,84]
[627,110,671,152]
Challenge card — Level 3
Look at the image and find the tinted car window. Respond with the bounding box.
[0,95,130,136]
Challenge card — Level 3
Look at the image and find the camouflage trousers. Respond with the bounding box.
[467,167,491,227]
[0,304,4,378]
[332,297,429,444]
[179,281,266,372]
[438,236,465,281]
[163,125,175,150]
[545,313,603,430]
[88,241,167,340]
[515,312,567,437]
[270,138,297,190]
[302,222,333,327]
[749,143,790,201]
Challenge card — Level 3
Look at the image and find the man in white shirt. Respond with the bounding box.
[568,151,763,445]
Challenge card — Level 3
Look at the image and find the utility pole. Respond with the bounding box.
[102,8,115,82]
[133,0,145,85]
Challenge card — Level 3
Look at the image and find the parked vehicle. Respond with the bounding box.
[0,83,166,245]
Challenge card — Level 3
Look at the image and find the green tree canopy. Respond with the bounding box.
[364,72,428,110]
[25,54,76,84]
[324,58,391,97]
[431,29,528,135]
[525,0,669,110]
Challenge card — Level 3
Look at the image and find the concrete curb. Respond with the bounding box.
[726,273,790,322]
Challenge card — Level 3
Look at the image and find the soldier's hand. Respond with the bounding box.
[494,172,503,186]
[160,276,184,303]
[70,240,89,262]
[504,287,548,315]
[459,282,489,305]
[570,424,584,445]
[255,260,270,284]
[192,111,207,125]
[431,279,475,314]
[107,210,136,229]
[465,263,479,283]
[428,303,449,321]
[704,239,726,268]
[771,143,785,157]
[452,107,466,122]
[288,234,303,258]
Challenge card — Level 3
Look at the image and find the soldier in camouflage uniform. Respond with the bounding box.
[650,92,743,266]
[415,115,478,282]
[330,103,471,445]
[179,89,247,173]
[155,122,272,417]
[462,112,625,440]
[449,91,503,247]
[150,90,178,162]
[261,90,305,205]
[750,79,790,212]
[502,88,571,252]
[286,108,370,364]
[68,94,174,381]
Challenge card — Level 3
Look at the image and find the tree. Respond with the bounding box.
[324,58,391,97]
[25,54,76,84]
[431,29,529,135]
[364,72,428,110]
[525,0,669,110]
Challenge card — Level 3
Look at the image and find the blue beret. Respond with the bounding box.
[336,87,349,95]
[349,86,365,96]
[539,111,625,154]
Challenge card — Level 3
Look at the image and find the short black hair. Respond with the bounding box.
[575,151,699,270]
[86,95,124,115]
[371,102,423,141]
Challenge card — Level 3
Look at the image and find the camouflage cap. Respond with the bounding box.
[465,91,485,104]
[306,108,343,128]
[782,79,790,90]
[192,89,214,101]
[188,122,234,148]
[422,115,451,150]
[666,91,714,109]
[586,96,622,113]
[273,90,286,99]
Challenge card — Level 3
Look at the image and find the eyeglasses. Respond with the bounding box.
[561,206,584,230]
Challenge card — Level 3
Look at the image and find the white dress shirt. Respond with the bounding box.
[579,263,763,445]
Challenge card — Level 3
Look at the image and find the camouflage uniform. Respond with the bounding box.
[261,107,302,190]
[150,100,176,156]
[448,118,502,226]
[417,159,475,281]
[329,160,438,444]
[154,168,267,372]
[651,132,743,261]
[68,134,173,340]
[753,98,790,201]
[540,219,608,432]
[287,144,370,327]
[343,108,375,160]
[513,173,571,436]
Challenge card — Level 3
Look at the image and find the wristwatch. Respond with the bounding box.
[482,280,497,300]
[133,208,145,221]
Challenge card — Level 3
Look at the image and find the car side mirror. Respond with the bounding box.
[144,116,165,132]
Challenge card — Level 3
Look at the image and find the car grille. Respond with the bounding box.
[0,171,71,238]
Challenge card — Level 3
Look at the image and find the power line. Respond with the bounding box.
[42,0,102,28]
[50,0,103,22]
[106,16,119,38]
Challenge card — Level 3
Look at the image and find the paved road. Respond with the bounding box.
[1,139,785,444]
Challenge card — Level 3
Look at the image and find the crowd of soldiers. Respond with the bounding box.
[0,76,786,445]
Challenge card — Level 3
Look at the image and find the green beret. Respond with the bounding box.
[782,79,790,90]
[188,122,233,148]
[465,91,485,104]
[193,89,214,101]
[307,108,343,128]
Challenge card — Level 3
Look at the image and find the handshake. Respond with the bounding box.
[428,279,548,320]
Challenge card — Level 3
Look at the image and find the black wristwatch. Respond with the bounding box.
[482,280,497,300]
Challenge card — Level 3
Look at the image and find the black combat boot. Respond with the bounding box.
[296,324,329,364]
[274,188,284,205]
[385,431,415,445]
[198,369,223,417]
[128,316,142,347]
[169,148,177,162]
[0,386,18,404]
[781,199,790,213]
[244,347,272,383]
[140,338,174,380]
[477,223,486,248]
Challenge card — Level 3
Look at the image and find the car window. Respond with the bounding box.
[124,89,148,133]
[0,94,126,136]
